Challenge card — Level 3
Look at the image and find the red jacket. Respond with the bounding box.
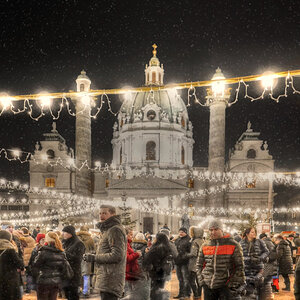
[126,239,140,281]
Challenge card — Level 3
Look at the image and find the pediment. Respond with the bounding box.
[108,176,187,191]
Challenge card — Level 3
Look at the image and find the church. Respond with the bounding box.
[29,45,274,233]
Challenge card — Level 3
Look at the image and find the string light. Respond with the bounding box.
[0,69,298,121]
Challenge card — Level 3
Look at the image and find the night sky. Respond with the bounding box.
[0,0,300,189]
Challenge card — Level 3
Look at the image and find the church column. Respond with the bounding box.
[75,71,92,196]
[207,68,230,207]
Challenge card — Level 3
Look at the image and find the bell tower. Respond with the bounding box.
[75,70,92,196]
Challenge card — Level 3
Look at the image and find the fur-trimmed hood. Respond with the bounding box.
[190,226,204,239]
[132,239,147,245]
[0,239,15,250]
[77,230,95,252]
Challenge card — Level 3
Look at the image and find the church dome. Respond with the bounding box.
[119,90,187,123]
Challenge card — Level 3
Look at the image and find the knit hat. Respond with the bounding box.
[135,232,145,241]
[36,233,46,244]
[62,225,76,236]
[259,233,267,239]
[179,227,188,234]
[160,228,171,237]
[45,232,64,251]
[21,227,29,235]
[0,230,12,241]
[208,219,223,231]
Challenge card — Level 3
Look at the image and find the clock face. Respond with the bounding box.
[147,110,156,121]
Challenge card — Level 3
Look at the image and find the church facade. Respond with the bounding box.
[29,46,274,233]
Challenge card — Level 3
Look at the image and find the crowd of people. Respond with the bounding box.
[0,204,300,300]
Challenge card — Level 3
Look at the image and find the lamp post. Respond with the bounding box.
[206,68,231,207]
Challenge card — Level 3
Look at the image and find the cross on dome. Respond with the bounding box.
[152,43,157,57]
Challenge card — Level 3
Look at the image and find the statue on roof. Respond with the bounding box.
[51,122,57,133]
[247,121,252,131]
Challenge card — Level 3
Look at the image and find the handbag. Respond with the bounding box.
[63,258,74,280]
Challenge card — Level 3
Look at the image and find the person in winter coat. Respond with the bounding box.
[34,232,73,300]
[274,234,293,291]
[174,227,191,299]
[20,227,36,293]
[62,225,85,300]
[27,233,45,291]
[196,219,246,300]
[259,233,278,299]
[0,230,24,300]
[83,205,127,300]
[143,232,175,300]
[6,224,23,257]
[123,230,151,300]
[77,225,96,297]
[295,257,300,300]
[32,226,40,240]
[160,228,178,280]
[240,228,269,299]
[187,226,204,300]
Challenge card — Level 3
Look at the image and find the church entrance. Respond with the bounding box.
[143,217,153,233]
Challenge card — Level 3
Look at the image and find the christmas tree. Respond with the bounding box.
[238,213,258,235]
[119,195,136,229]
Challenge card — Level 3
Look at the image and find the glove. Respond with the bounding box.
[83,253,95,262]
[230,284,246,296]
[254,272,264,288]
[250,256,260,264]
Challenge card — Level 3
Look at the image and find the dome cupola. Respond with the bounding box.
[145,44,164,86]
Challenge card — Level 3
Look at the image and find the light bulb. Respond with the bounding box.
[260,72,276,90]
[212,81,225,97]
[39,95,52,107]
[12,150,20,157]
[0,93,13,109]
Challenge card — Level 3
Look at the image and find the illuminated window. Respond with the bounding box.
[247,149,256,159]
[246,180,256,189]
[80,84,85,92]
[181,117,185,128]
[120,147,122,164]
[45,178,55,188]
[105,178,109,188]
[152,72,156,82]
[188,178,194,188]
[120,119,123,127]
[181,146,185,164]
[159,73,161,83]
[147,73,149,82]
[146,141,156,160]
[46,149,55,159]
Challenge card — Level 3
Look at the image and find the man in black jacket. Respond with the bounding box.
[174,227,191,300]
[62,225,85,300]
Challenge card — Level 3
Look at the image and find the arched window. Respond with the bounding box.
[80,83,85,92]
[181,146,185,164]
[152,72,156,83]
[146,141,156,160]
[181,117,185,128]
[120,147,122,164]
[147,73,149,83]
[159,73,161,83]
[247,149,256,159]
[46,149,55,159]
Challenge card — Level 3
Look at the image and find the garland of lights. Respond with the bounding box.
[0,70,299,121]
